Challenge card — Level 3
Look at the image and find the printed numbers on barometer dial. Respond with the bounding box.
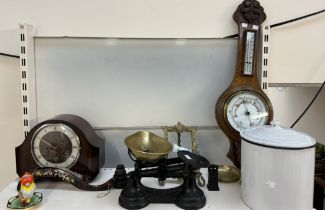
[226,91,269,132]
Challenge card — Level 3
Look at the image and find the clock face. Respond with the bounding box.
[31,124,81,168]
[225,91,269,132]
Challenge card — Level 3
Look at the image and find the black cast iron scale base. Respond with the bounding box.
[119,151,209,210]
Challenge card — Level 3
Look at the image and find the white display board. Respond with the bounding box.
[34,38,237,166]
[35,38,236,126]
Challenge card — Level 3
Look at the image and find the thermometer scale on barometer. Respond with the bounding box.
[215,0,273,167]
[244,31,255,75]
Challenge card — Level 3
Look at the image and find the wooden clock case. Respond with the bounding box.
[215,0,273,167]
[16,114,105,182]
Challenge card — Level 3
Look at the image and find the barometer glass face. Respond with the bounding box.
[225,91,269,132]
[31,124,80,168]
[243,31,256,75]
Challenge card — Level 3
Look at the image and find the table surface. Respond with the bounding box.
[0,168,251,210]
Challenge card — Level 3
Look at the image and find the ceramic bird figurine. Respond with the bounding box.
[18,172,36,207]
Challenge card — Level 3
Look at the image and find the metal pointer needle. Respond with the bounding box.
[40,139,56,149]
[251,112,269,119]
[243,100,253,126]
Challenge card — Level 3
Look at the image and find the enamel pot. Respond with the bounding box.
[240,121,316,210]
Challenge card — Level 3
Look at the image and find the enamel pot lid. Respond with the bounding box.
[240,121,316,149]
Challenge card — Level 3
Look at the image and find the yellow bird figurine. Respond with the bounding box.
[18,172,36,207]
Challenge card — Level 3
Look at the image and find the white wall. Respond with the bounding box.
[0,0,324,190]
[0,56,23,190]
[269,87,325,143]
[269,15,325,84]
[1,0,324,38]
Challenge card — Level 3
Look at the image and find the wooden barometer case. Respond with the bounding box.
[215,0,273,167]
[16,114,105,183]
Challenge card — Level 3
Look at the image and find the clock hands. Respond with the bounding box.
[40,138,56,150]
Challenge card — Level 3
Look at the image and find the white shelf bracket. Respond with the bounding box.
[261,25,270,94]
[19,24,37,137]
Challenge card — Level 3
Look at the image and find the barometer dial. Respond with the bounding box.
[225,91,269,132]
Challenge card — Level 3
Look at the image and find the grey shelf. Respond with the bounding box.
[268,83,323,88]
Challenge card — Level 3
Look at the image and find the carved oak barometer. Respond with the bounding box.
[215,0,273,167]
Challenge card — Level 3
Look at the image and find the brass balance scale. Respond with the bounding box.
[120,131,210,209]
